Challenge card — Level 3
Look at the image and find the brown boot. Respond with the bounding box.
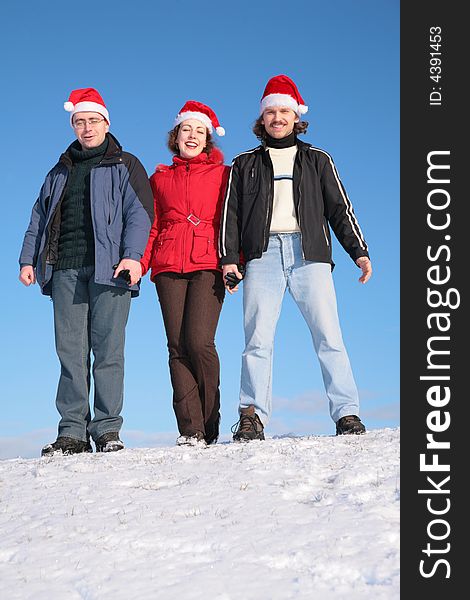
[231,405,265,442]
[336,415,366,435]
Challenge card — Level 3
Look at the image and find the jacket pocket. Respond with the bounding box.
[243,166,260,196]
[155,231,176,267]
[191,230,215,261]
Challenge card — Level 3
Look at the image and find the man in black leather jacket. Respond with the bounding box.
[219,75,372,441]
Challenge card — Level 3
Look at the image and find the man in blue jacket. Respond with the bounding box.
[19,88,154,456]
[219,75,372,441]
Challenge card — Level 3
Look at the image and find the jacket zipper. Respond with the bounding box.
[263,152,274,251]
[44,168,69,269]
[90,157,123,267]
[294,150,305,259]
[89,168,98,267]
[183,162,190,272]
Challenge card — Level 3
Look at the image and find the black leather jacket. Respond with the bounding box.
[219,139,369,268]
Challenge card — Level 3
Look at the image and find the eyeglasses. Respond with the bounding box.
[73,118,106,129]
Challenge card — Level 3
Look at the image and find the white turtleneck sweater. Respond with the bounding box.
[267,146,300,233]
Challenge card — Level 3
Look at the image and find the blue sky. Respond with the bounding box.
[1,0,399,458]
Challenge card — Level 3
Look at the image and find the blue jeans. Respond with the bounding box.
[51,266,131,442]
[240,233,360,425]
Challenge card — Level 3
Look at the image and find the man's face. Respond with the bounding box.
[72,111,109,149]
[261,106,299,139]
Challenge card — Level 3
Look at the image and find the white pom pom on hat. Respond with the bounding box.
[260,74,309,117]
[63,88,110,125]
[173,100,225,136]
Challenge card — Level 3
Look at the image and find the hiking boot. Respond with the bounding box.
[95,432,124,452]
[336,415,366,435]
[41,436,93,457]
[231,405,265,442]
[176,431,207,448]
[205,414,221,445]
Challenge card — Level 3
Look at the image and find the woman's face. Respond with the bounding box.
[176,119,207,159]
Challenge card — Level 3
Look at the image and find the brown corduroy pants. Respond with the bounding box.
[155,270,225,442]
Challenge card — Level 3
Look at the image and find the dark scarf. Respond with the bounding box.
[265,131,297,149]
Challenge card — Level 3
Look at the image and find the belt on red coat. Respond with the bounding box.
[162,213,219,227]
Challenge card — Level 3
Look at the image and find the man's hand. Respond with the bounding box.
[113,259,142,286]
[356,256,372,284]
[19,265,36,286]
[222,264,243,294]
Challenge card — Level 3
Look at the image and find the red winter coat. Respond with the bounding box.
[141,148,229,280]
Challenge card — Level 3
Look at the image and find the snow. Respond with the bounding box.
[0,428,399,599]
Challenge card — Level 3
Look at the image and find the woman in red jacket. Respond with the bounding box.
[141,101,229,446]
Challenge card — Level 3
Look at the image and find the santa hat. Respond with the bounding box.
[173,100,225,136]
[260,74,308,116]
[64,88,110,125]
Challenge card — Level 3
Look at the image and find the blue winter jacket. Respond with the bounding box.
[19,133,154,297]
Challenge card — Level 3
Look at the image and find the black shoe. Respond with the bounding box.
[95,432,124,452]
[205,414,221,445]
[176,431,207,447]
[232,405,265,442]
[336,415,366,435]
[41,436,93,457]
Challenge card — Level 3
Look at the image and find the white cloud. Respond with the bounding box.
[269,391,399,436]
[363,401,400,421]
[0,429,54,460]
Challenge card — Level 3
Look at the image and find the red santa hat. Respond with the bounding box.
[173,100,225,136]
[64,88,110,125]
[260,74,308,116]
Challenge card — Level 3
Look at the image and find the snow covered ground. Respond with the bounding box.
[0,428,399,599]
